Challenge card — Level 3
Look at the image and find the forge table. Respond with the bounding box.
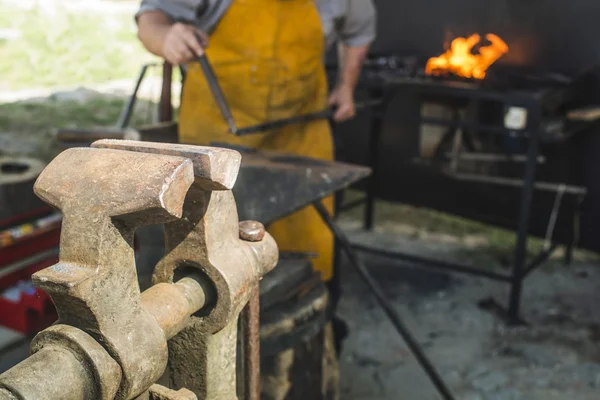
[347,73,587,324]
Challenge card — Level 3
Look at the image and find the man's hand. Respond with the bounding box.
[162,22,208,65]
[328,85,356,122]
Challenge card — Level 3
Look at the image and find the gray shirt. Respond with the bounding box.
[137,0,377,49]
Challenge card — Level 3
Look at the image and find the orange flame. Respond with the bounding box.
[425,33,509,79]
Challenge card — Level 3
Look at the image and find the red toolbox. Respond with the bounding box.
[0,208,61,335]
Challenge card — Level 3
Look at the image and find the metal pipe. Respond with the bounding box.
[141,276,210,340]
[0,274,211,400]
[159,62,173,123]
[313,201,456,400]
[351,243,512,282]
[197,55,238,134]
[524,244,559,277]
[117,64,150,129]
[241,287,261,400]
[0,348,92,400]
[507,113,542,324]
[446,171,587,195]
[235,99,383,136]
[365,89,385,230]
[444,152,546,163]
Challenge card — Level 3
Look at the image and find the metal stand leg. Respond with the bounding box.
[159,62,173,123]
[116,64,150,129]
[314,201,455,400]
[507,122,541,324]
[364,89,384,231]
[564,244,573,265]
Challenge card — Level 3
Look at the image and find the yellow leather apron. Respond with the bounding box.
[179,0,335,281]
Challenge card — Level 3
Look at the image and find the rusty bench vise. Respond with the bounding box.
[0,140,279,400]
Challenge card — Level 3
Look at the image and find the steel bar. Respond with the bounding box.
[421,116,529,137]
[524,243,559,277]
[364,89,385,230]
[0,248,59,279]
[507,109,542,324]
[241,287,261,400]
[445,171,587,195]
[338,196,368,212]
[279,251,320,260]
[197,55,238,134]
[444,152,546,163]
[117,64,150,129]
[235,99,383,136]
[159,62,173,123]
[313,201,456,400]
[197,51,382,135]
[351,243,512,282]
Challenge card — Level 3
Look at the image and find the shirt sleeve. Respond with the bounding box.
[337,0,377,47]
[136,0,200,23]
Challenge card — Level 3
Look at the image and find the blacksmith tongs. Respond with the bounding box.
[197,54,382,136]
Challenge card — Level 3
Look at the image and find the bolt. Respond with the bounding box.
[239,221,265,242]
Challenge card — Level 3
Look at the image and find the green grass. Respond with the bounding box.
[340,190,598,263]
[0,96,156,160]
[0,1,155,89]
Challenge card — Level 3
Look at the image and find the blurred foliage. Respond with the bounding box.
[0,1,155,89]
[0,96,160,161]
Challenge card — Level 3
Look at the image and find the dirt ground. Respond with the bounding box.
[336,217,600,400]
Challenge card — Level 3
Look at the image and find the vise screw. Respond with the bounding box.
[0,140,278,400]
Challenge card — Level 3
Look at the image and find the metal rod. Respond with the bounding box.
[235,99,383,136]
[0,248,59,279]
[117,64,149,129]
[507,117,542,324]
[159,62,173,123]
[313,201,455,400]
[279,251,320,260]
[338,197,368,212]
[197,55,238,134]
[444,152,546,163]
[196,53,383,135]
[446,172,587,195]
[564,244,574,265]
[524,243,559,277]
[421,116,529,137]
[241,287,260,400]
[365,90,384,231]
[351,243,512,282]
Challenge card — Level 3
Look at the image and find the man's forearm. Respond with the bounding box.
[137,11,174,59]
[337,44,370,91]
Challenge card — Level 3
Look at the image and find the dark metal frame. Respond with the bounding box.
[342,79,586,324]
[122,63,580,399]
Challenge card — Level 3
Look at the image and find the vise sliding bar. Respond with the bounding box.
[0,140,278,400]
[0,276,208,400]
[197,54,382,136]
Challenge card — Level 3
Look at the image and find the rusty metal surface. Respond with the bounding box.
[0,140,279,400]
[56,123,180,147]
[55,125,370,227]
[224,147,371,225]
[149,385,197,400]
[32,147,195,399]
[239,220,266,242]
[92,139,242,191]
[92,140,278,399]
[241,288,261,400]
[0,325,122,400]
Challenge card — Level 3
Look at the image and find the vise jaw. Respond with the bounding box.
[0,141,278,400]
